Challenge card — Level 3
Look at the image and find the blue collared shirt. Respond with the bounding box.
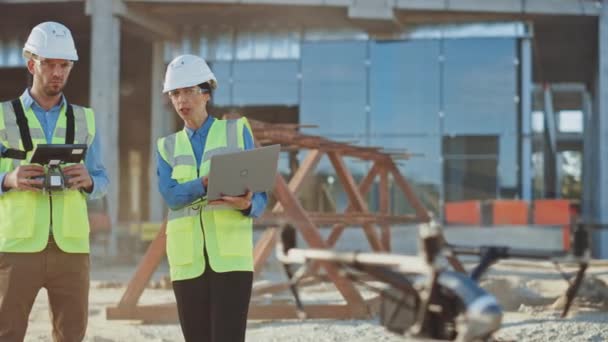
[0,89,109,200]
[156,115,268,218]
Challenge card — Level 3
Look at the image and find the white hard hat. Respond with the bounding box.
[23,21,78,61]
[163,54,217,93]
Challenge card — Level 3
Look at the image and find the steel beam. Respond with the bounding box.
[591,0,608,258]
[543,86,558,198]
[122,0,602,16]
[520,38,533,201]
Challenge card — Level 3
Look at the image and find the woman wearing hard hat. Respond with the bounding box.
[156,54,268,342]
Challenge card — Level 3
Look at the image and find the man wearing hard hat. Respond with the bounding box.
[0,22,108,341]
[156,54,267,342]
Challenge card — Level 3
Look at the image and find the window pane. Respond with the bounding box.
[532,110,544,132]
[0,39,4,67]
[558,110,583,133]
[300,143,370,177]
[444,158,498,201]
[370,136,441,187]
[232,60,299,106]
[235,30,254,60]
[443,38,517,135]
[443,135,499,201]
[271,29,300,59]
[209,61,232,106]
[214,29,234,61]
[370,136,441,215]
[300,41,367,136]
[370,40,440,135]
[443,135,498,156]
[6,38,22,67]
[500,134,518,191]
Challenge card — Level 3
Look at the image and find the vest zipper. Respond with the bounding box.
[197,169,208,262]
[48,190,53,235]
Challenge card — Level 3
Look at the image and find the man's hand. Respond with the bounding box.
[2,165,45,191]
[209,190,253,210]
[62,164,93,192]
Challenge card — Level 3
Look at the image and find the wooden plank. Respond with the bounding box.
[323,163,381,248]
[379,167,391,251]
[251,276,321,297]
[253,150,322,275]
[388,161,430,222]
[328,151,383,251]
[110,292,380,323]
[253,228,277,275]
[274,149,322,211]
[107,118,432,320]
[248,304,370,320]
[117,222,167,308]
[106,303,178,323]
[256,212,419,226]
[304,163,382,277]
[273,174,367,313]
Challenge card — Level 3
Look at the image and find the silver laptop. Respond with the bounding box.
[206,144,280,202]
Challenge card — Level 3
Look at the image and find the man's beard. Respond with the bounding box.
[43,82,65,97]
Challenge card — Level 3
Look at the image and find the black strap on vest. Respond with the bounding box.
[65,104,75,144]
[1,148,26,160]
[11,99,76,146]
[1,99,76,161]
[11,99,33,152]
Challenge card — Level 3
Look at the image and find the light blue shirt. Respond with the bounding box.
[0,89,109,200]
[156,116,268,218]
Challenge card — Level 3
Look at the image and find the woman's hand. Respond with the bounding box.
[203,177,252,210]
[209,191,252,210]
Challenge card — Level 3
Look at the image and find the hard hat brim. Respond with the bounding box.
[163,78,217,93]
[23,47,78,62]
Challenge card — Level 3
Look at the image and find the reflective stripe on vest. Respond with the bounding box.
[0,97,96,253]
[52,105,94,145]
[168,204,201,221]
[159,118,254,281]
[1,102,44,168]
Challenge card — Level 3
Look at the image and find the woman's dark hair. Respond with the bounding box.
[198,82,213,106]
[198,82,212,95]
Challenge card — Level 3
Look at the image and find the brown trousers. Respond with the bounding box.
[0,239,89,342]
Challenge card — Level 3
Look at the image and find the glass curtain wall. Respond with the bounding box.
[166,26,524,216]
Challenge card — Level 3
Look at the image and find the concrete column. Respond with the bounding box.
[88,0,120,255]
[148,41,174,222]
[592,0,608,258]
[520,38,533,201]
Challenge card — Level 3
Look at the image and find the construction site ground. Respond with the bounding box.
[25,226,608,342]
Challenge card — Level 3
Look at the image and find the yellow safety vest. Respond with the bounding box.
[0,96,96,253]
[157,118,254,281]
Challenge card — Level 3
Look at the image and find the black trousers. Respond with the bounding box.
[172,265,253,342]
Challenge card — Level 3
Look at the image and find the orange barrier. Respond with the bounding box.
[533,199,572,251]
[445,201,481,225]
[492,200,528,225]
[532,199,571,225]
[445,198,573,251]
